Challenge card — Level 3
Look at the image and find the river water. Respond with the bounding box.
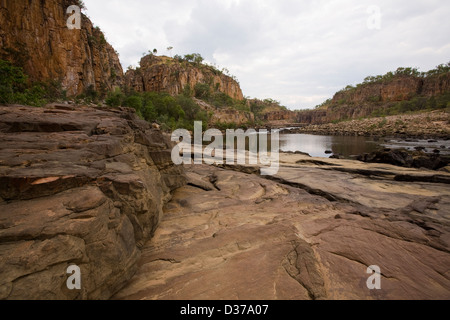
[278,133,450,158]
[279,134,379,158]
[206,131,450,159]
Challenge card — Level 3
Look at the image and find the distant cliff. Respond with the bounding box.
[297,68,450,125]
[0,0,123,96]
[125,55,244,101]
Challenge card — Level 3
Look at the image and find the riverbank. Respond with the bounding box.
[282,110,450,139]
[114,153,450,300]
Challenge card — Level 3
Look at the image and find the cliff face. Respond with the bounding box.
[422,72,450,96]
[193,98,254,126]
[0,0,123,96]
[298,72,450,125]
[125,55,244,101]
[333,73,450,105]
[333,76,424,104]
[263,110,298,122]
[0,104,185,299]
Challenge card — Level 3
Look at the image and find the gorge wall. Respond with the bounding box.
[125,55,244,101]
[0,0,123,96]
[297,72,450,125]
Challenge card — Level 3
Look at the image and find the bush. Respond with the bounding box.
[103,89,211,131]
[0,59,51,107]
[194,83,211,99]
[0,59,28,103]
[105,87,125,107]
[123,94,143,111]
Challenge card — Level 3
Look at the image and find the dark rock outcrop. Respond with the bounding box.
[357,148,450,170]
[0,104,185,300]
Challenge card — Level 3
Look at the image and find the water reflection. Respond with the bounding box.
[279,134,380,158]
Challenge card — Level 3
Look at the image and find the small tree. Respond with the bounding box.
[194,83,211,99]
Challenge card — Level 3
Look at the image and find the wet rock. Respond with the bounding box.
[358,148,450,170]
[284,151,311,157]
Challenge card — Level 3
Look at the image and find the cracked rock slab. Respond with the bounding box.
[115,159,450,300]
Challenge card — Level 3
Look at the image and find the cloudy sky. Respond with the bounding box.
[84,0,450,110]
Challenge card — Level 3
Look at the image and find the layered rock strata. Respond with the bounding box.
[0,104,185,299]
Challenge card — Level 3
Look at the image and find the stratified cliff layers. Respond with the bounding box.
[0,0,123,96]
[0,104,185,299]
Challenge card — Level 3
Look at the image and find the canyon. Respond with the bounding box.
[0,0,449,301]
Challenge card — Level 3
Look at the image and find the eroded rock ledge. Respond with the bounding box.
[0,104,186,300]
[114,155,450,300]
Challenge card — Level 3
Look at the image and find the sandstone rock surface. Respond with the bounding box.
[114,154,450,300]
[0,104,185,299]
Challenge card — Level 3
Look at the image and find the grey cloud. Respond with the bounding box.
[85,0,450,109]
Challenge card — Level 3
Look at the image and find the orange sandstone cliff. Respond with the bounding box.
[0,0,123,96]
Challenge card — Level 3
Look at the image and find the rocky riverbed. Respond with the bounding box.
[285,111,450,139]
[1,104,449,300]
[114,154,450,300]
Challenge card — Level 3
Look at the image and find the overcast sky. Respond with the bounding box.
[84,0,450,110]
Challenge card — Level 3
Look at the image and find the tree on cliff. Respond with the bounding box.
[184,53,204,66]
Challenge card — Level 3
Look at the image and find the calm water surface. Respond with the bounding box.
[279,134,380,158]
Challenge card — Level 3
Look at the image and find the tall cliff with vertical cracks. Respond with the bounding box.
[0,0,123,96]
